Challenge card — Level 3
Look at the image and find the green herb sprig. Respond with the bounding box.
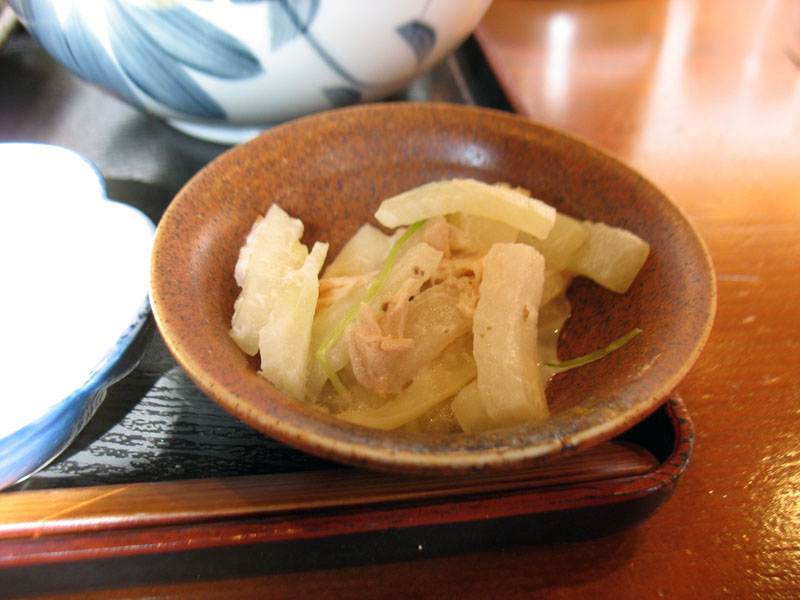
[545,327,642,372]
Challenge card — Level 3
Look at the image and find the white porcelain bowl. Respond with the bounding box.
[0,143,154,490]
[9,0,493,143]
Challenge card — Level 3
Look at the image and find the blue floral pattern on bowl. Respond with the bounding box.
[8,0,492,143]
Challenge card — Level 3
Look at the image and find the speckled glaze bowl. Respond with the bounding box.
[8,0,492,144]
[150,102,716,474]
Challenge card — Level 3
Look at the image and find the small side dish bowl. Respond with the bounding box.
[0,143,154,490]
[150,102,716,474]
[8,0,492,144]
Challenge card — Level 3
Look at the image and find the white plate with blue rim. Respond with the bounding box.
[0,143,154,490]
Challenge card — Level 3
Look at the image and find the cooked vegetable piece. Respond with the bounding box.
[258,241,328,400]
[546,327,642,371]
[305,278,372,401]
[314,221,435,398]
[518,211,588,270]
[349,277,475,396]
[455,292,573,433]
[473,243,548,428]
[345,242,444,395]
[446,212,518,254]
[367,241,443,316]
[401,401,461,434]
[541,269,574,308]
[451,380,491,433]
[337,335,476,430]
[568,221,650,293]
[375,178,556,240]
[231,204,323,356]
[323,223,404,278]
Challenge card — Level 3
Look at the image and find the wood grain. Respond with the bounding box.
[0,440,657,542]
[473,0,800,598]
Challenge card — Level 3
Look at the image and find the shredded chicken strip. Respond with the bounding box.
[347,279,416,395]
[317,271,376,309]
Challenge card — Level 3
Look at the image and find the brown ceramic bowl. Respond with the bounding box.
[150,102,716,474]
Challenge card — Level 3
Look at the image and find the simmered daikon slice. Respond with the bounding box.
[336,335,476,430]
[367,241,443,316]
[375,179,555,240]
[257,240,328,400]
[569,221,650,293]
[311,235,442,399]
[451,380,491,433]
[541,269,575,308]
[231,204,315,356]
[361,277,474,395]
[446,212,519,254]
[473,243,548,427]
[518,211,589,271]
[305,276,373,401]
[323,223,404,278]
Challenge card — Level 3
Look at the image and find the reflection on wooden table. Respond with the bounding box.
[475,0,800,598]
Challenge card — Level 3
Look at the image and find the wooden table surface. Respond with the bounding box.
[9,1,800,598]
[471,3,800,597]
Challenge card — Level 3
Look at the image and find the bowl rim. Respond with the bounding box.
[150,101,717,473]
